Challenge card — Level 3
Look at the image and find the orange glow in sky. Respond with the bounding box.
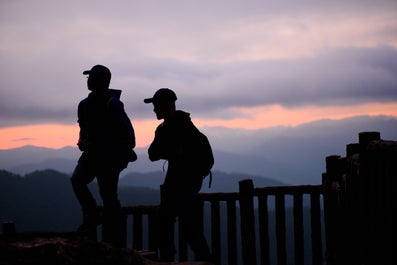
[0,121,159,150]
[1,102,397,150]
[194,102,397,129]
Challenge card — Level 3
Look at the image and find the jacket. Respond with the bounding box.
[77,89,135,162]
[148,110,203,197]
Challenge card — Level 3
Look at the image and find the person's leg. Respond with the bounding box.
[96,161,125,247]
[157,203,177,262]
[180,199,213,262]
[71,155,99,231]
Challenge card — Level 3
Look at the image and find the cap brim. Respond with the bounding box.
[144,98,153,104]
[83,70,91,75]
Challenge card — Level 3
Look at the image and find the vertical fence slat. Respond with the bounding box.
[293,193,304,265]
[226,199,238,265]
[275,193,287,265]
[258,194,270,265]
[211,200,221,265]
[148,210,158,253]
[120,212,128,248]
[133,212,143,250]
[310,192,323,265]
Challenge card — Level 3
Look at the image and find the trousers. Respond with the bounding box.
[158,193,212,262]
[71,152,127,246]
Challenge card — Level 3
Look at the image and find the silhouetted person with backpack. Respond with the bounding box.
[71,64,136,247]
[144,88,213,263]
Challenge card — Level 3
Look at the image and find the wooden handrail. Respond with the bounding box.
[100,182,326,265]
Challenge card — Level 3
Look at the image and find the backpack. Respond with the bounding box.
[190,127,215,188]
[106,90,137,162]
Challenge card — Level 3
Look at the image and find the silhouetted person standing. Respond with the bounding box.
[71,64,136,247]
[144,88,212,263]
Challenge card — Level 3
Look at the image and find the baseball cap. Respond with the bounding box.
[83,65,111,81]
[144,88,177,104]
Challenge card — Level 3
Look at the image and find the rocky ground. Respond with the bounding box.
[0,232,213,265]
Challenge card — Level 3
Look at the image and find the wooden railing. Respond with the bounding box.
[119,205,159,252]
[321,132,396,265]
[112,180,326,265]
[251,184,323,265]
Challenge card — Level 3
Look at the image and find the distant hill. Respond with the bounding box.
[205,115,397,184]
[120,170,287,193]
[1,115,396,185]
[0,146,81,175]
[0,168,284,232]
[0,169,159,233]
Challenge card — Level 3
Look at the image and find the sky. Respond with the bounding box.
[1,0,397,150]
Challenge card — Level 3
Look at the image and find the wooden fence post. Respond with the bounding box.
[323,131,385,265]
[353,131,381,264]
[2,221,16,236]
[358,132,396,265]
[358,131,380,153]
[239,179,257,265]
[322,155,341,265]
[343,141,361,265]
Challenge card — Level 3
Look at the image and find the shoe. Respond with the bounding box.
[76,222,98,232]
[76,211,101,240]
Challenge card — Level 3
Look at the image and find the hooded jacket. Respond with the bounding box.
[148,110,203,196]
[77,89,135,162]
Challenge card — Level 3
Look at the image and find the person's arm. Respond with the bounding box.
[148,124,165,161]
[149,120,186,162]
[77,101,90,151]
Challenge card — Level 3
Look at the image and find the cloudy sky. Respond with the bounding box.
[1,0,397,150]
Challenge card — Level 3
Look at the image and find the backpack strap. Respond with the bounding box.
[208,171,212,188]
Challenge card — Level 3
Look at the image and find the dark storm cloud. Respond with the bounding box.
[1,0,397,127]
[0,103,76,127]
[0,46,396,127]
[126,46,397,119]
